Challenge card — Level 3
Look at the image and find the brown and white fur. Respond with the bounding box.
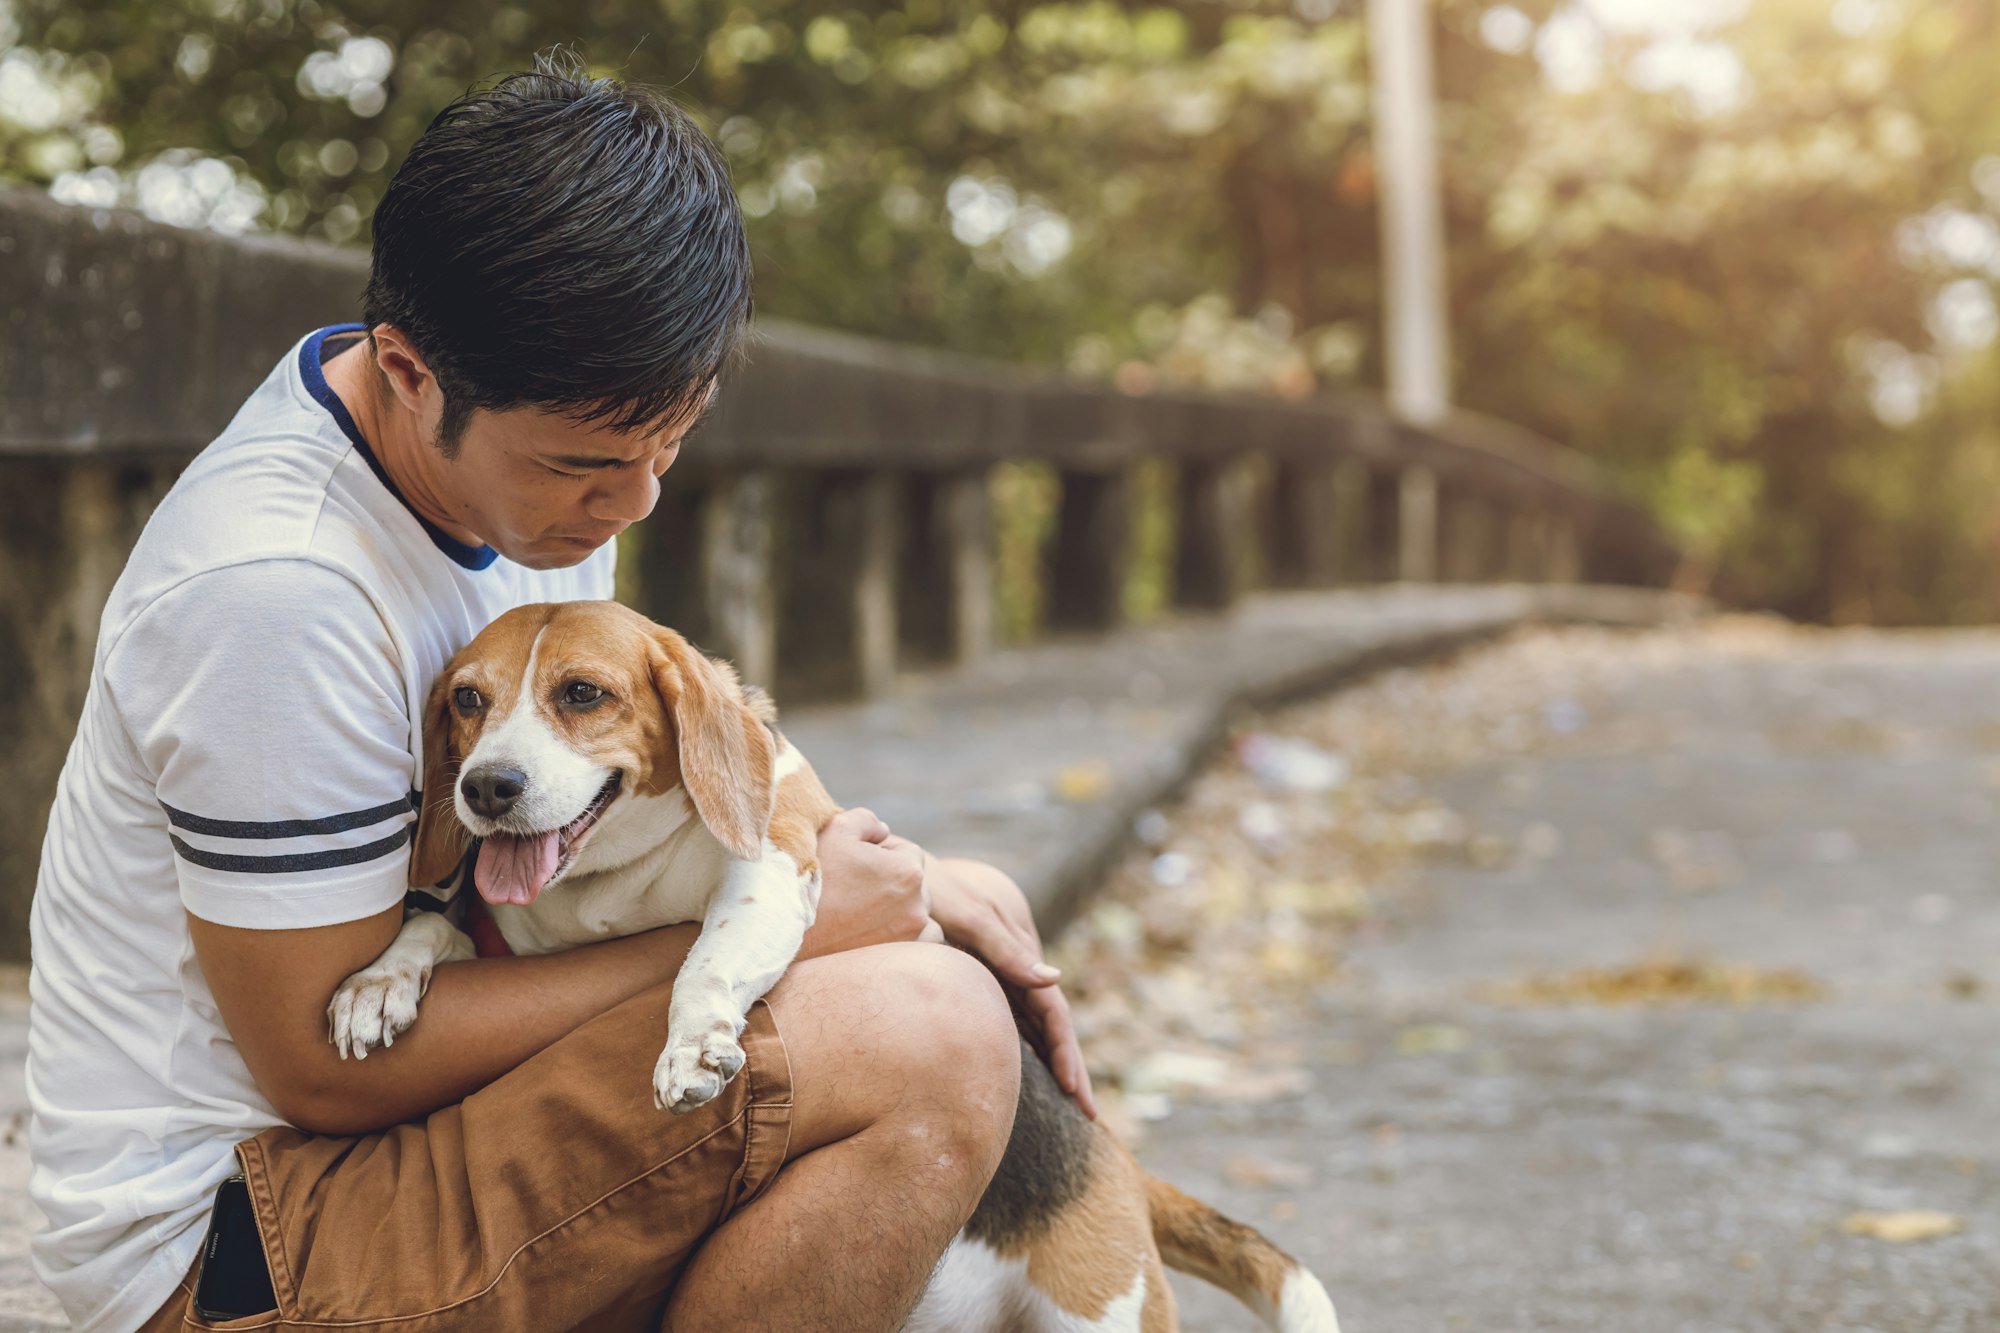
[328,600,1339,1333]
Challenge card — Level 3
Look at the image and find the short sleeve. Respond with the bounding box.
[106,559,417,930]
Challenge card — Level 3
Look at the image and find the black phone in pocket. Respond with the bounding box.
[192,1174,278,1321]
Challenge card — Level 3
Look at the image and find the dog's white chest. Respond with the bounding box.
[491,817,731,954]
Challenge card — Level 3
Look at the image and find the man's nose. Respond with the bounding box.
[461,766,527,819]
[589,466,659,523]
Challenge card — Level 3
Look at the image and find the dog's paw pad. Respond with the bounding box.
[699,1030,746,1081]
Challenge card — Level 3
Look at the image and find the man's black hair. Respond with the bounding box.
[362,51,751,455]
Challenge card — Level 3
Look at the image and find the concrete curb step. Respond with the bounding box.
[778,583,1702,932]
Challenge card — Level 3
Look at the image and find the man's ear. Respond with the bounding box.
[368,323,437,415]
[651,629,776,862]
[409,674,470,889]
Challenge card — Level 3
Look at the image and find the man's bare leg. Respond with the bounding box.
[662,942,1021,1332]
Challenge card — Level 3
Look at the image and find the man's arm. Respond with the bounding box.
[192,906,702,1135]
[195,806,933,1136]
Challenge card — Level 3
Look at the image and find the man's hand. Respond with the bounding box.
[926,857,1099,1120]
[798,807,932,958]
[797,812,1096,1119]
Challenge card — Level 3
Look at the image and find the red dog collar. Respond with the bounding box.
[464,896,515,958]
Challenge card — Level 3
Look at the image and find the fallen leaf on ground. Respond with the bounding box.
[1482,960,1824,1007]
[1226,1156,1313,1190]
[1124,1051,1231,1094]
[1396,1024,1469,1056]
[1055,760,1113,802]
[1840,1210,1964,1242]
[1208,1066,1313,1104]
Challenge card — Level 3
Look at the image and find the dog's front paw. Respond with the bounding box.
[326,962,429,1060]
[652,1027,747,1114]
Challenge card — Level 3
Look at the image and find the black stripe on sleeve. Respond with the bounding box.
[169,823,412,875]
[160,791,420,840]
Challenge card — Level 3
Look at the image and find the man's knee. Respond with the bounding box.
[774,943,1021,1164]
[863,945,1020,1176]
[890,946,1019,1098]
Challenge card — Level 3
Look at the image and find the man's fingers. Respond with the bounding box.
[1025,985,1073,1069]
[828,806,891,844]
[947,900,1060,989]
[1023,984,1097,1120]
[971,921,1060,990]
[1043,1011,1099,1119]
[1070,1063,1100,1120]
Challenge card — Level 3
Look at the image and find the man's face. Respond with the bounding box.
[440,386,713,570]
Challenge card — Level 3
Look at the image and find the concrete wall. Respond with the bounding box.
[2,189,376,960]
[0,187,1677,960]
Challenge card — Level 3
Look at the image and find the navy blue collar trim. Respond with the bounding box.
[299,325,499,572]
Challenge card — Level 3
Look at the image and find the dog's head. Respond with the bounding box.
[410,600,776,906]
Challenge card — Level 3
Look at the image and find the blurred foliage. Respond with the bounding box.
[4,0,2000,622]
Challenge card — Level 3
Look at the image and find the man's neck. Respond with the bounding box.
[321,336,488,548]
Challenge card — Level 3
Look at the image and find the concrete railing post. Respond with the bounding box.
[1267,453,1341,588]
[1443,489,1499,583]
[1047,467,1133,631]
[636,473,778,688]
[776,471,898,700]
[1175,457,1250,610]
[1398,463,1439,583]
[899,469,993,665]
[1331,456,1373,584]
[1547,512,1582,584]
[701,473,779,688]
[1505,506,1548,583]
[1367,467,1402,582]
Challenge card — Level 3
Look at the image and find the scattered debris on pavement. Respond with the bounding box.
[1479,960,1825,1007]
[1840,1210,1965,1243]
[1050,615,1833,1137]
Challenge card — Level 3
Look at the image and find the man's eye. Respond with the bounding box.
[453,686,484,711]
[564,681,605,706]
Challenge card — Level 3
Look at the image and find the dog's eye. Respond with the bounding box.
[452,686,484,712]
[564,681,605,706]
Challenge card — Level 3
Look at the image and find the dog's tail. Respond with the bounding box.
[1144,1172,1340,1333]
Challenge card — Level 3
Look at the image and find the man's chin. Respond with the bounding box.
[501,537,604,570]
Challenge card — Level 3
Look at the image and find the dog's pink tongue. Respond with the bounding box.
[475,832,559,906]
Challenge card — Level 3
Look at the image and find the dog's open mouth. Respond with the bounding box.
[473,772,622,907]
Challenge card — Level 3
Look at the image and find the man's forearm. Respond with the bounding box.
[294,923,699,1135]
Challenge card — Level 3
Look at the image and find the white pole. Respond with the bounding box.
[1368,0,1451,426]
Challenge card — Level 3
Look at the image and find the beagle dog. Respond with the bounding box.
[327,600,1339,1333]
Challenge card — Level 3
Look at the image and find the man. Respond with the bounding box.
[27,57,1093,1332]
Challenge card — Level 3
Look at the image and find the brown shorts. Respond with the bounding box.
[138,984,793,1331]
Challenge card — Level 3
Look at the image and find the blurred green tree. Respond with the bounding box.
[4,0,1998,623]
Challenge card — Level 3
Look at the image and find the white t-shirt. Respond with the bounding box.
[26,325,615,1331]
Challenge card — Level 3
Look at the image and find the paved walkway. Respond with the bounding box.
[0,585,1689,1327]
[1097,621,2000,1332]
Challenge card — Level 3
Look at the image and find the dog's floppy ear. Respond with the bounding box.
[409,673,471,889]
[651,628,776,862]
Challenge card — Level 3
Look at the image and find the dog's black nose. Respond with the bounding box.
[461,767,527,820]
